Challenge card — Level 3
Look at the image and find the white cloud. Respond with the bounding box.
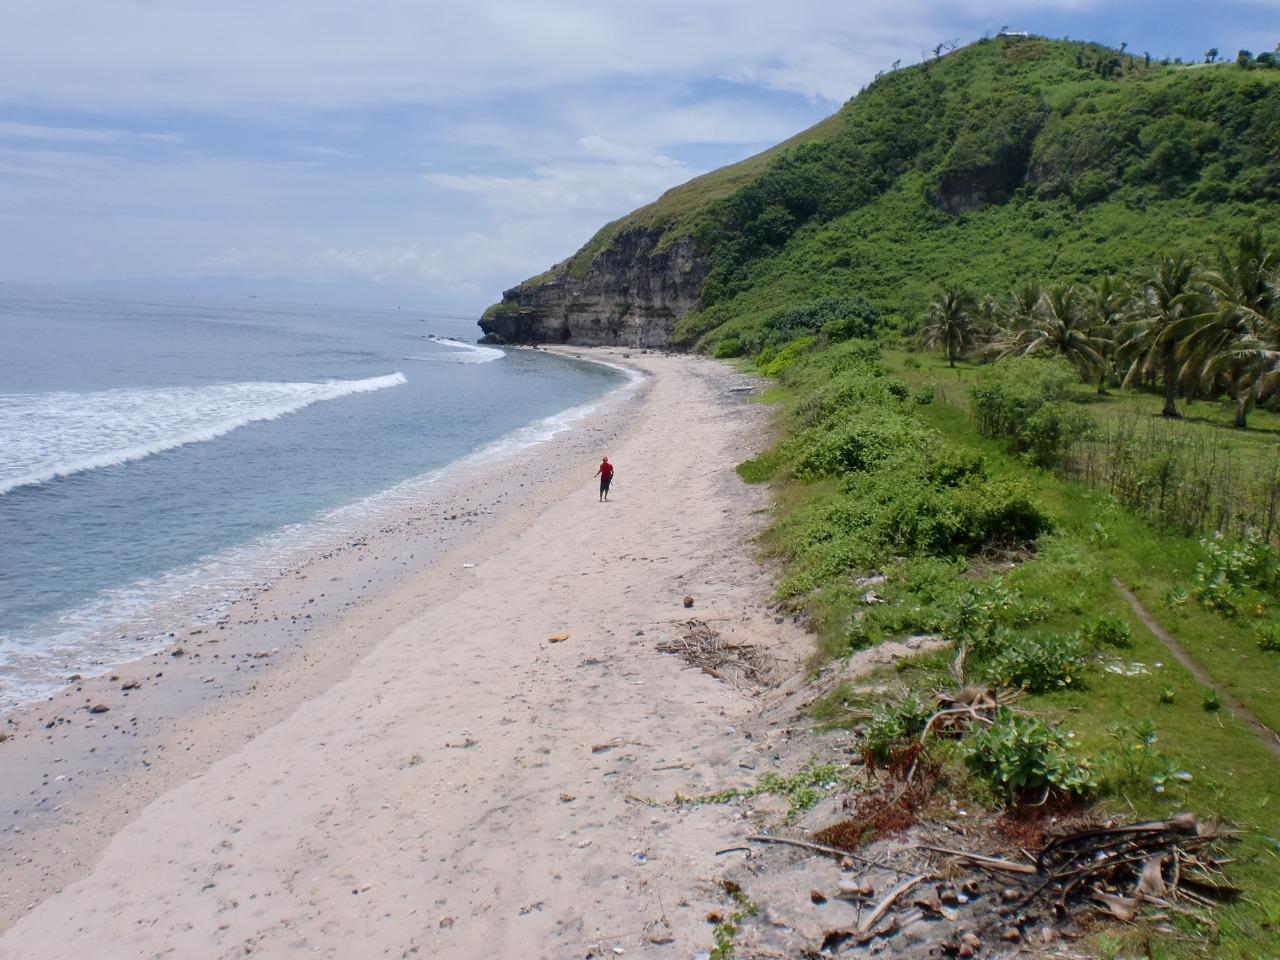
[1,0,1098,112]
[0,120,182,144]
[0,0,1252,307]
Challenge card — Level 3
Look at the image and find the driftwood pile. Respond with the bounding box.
[656,619,772,685]
[921,813,1237,930]
[743,814,1235,956]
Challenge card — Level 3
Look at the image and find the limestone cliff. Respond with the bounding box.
[478,228,706,348]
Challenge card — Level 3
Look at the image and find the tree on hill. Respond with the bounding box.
[1120,252,1206,417]
[1180,228,1280,426]
[995,285,1110,387]
[919,287,979,367]
[1084,274,1132,393]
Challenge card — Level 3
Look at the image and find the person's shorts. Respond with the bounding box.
[600,477,611,491]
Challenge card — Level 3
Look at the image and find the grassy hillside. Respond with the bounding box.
[498,36,1280,344]
[671,36,1280,350]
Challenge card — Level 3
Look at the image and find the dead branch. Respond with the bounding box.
[914,843,1038,875]
[857,874,926,933]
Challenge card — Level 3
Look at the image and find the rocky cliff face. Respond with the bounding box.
[479,228,705,348]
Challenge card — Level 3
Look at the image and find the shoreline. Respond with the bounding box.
[0,348,817,957]
[0,348,646,930]
[0,348,634,712]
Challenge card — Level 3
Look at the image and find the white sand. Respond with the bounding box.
[0,351,812,959]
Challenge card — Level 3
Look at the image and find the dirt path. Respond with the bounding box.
[0,351,812,960]
[1113,577,1280,763]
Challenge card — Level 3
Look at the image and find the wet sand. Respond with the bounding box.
[0,350,811,958]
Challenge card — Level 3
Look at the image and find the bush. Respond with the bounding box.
[865,475,1049,557]
[985,632,1087,692]
[863,695,932,761]
[964,709,1096,800]
[1071,169,1115,205]
[944,576,1048,651]
[792,414,930,479]
[970,358,1095,466]
[922,448,986,487]
[1021,402,1095,467]
[1257,624,1280,652]
[765,296,881,344]
[1193,528,1279,615]
[713,337,745,358]
[757,336,815,377]
[1085,615,1133,648]
[913,385,935,404]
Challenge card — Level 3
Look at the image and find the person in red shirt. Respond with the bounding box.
[594,456,614,502]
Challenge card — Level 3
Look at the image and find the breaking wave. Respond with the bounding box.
[0,372,407,495]
[403,337,504,364]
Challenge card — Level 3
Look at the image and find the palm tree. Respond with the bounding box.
[1084,274,1132,393]
[998,285,1110,385]
[919,287,978,367]
[1119,252,1205,417]
[985,282,1042,359]
[1179,228,1280,427]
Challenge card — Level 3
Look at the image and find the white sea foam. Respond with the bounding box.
[404,337,504,364]
[0,363,640,711]
[0,373,407,495]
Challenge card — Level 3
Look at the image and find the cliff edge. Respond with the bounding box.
[478,229,705,347]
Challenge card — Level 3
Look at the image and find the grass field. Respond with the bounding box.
[745,341,1280,957]
[890,347,1280,547]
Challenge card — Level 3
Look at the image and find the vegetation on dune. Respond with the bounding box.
[745,339,1280,956]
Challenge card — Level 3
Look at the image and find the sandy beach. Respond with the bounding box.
[0,350,817,958]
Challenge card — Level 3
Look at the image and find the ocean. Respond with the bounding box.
[0,287,625,709]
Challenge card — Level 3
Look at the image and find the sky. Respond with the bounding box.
[1,1,1277,313]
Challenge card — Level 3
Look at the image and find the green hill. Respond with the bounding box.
[480,35,1280,348]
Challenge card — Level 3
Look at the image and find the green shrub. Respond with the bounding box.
[1020,402,1096,467]
[964,708,1096,799]
[985,632,1087,692]
[922,448,986,487]
[792,414,929,478]
[757,336,815,377]
[944,576,1048,651]
[863,474,1050,557]
[1202,688,1222,712]
[713,337,745,358]
[765,296,882,345]
[1100,719,1190,797]
[1085,615,1133,648]
[1257,624,1280,652]
[913,385,935,404]
[863,695,932,761]
[970,358,1095,466]
[1193,528,1279,615]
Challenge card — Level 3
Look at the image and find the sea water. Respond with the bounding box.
[0,287,624,708]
